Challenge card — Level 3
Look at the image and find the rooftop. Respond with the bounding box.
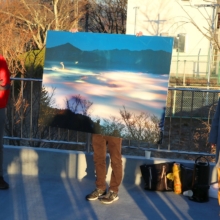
[0,145,219,220]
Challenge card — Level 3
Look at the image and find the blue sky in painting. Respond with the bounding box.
[46,30,173,52]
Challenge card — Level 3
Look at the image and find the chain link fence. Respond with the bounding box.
[3,78,220,161]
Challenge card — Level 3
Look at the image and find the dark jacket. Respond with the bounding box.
[208,98,220,163]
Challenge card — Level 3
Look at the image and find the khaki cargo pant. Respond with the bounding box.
[92,134,122,193]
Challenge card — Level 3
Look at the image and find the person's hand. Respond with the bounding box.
[136,31,143,37]
[211,143,216,148]
[70,28,78,33]
[5,84,10,90]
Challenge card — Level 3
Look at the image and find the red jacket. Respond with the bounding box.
[0,55,10,108]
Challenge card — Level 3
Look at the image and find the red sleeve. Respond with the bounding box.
[0,55,10,86]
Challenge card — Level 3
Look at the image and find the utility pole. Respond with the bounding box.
[133,6,139,35]
[145,14,166,36]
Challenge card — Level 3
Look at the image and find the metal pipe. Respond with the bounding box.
[30,81,33,139]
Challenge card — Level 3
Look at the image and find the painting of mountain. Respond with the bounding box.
[41,30,173,142]
[45,42,171,74]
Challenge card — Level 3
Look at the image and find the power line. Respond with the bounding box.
[145,14,166,36]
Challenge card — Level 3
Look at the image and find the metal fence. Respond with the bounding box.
[170,55,220,87]
[164,88,219,154]
[170,60,209,77]
[3,78,219,160]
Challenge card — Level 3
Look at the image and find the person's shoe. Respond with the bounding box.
[85,188,106,201]
[100,190,119,204]
[0,176,9,189]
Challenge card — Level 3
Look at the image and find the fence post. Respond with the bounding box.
[172,86,176,116]
[86,133,91,153]
[183,60,186,86]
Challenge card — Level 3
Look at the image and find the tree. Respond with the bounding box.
[175,1,220,84]
[101,116,125,137]
[176,1,220,50]
[0,0,88,50]
[0,0,89,146]
[86,0,127,33]
[65,94,93,116]
[120,106,160,146]
[0,9,32,76]
[0,0,129,148]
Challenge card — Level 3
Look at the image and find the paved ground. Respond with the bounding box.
[0,174,219,220]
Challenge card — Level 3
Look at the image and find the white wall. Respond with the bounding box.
[126,0,216,76]
[3,145,217,184]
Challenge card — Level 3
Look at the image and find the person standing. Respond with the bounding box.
[85,134,123,204]
[157,107,166,144]
[0,54,10,189]
[69,29,123,204]
[209,98,220,164]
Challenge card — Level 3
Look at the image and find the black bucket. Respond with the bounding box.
[189,156,210,203]
[192,156,210,186]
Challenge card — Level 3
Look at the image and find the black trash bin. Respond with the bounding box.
[189,156,210,203]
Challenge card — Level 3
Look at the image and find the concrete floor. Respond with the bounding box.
[0,174,219,220]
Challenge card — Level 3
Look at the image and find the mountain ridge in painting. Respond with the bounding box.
[45,43,172,74]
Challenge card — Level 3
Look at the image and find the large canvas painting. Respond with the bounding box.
[41,30,173,143]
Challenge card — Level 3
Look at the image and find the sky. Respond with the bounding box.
[46,30,174,52]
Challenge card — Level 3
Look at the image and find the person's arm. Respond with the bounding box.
[209,99,220,144]
[0,55,10,88]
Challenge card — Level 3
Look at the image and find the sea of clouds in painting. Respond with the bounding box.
[42,30,173,135]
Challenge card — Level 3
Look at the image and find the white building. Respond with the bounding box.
[126,0,220,87]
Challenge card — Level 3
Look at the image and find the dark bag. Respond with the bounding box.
[189,156,210,203]
[189,185,210,203]
[180,164,194,192]
[140,162,175,191]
